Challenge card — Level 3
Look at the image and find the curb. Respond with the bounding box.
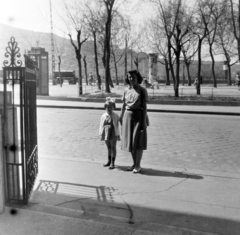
[36,105,240,116]
[37,96,240,106]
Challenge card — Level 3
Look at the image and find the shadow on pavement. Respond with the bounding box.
[116,166,203,179]
[7,179,239,235]
[35,180,116,203]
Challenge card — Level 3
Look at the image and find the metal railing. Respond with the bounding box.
[48,81,240,100]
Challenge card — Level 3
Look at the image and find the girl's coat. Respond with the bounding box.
[99,111,120,138]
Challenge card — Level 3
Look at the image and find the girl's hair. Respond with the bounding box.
[104,97,116,109]
[125,70,143,85]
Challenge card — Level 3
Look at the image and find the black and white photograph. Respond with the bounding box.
[0,0,240,234]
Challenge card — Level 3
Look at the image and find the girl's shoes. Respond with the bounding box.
[127,165,135,171]
[133,168,141,174]
[109,165,115,170]
[103,162,111,167]
[109,157,116,170]
[103,156,111,167]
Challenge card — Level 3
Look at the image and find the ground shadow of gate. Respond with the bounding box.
[19,178,240,235]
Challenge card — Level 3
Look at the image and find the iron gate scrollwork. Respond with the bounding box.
[3,37,38,204]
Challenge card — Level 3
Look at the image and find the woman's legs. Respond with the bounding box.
[134,150,143,172]
[129,152,136,170]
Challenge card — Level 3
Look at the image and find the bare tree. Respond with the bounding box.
[157,0,194,97]
[123,20,133,77]
[191,0,212,94]
[102,0,133,91]
[102,0,116,92]
[84,2,103,90]
[182,33,198,86]
[62,1,89,95]
[110,12,129,85]
[55,36,66,87]
[145,15,172,85]
[68,31,88,95]
[229,0,240,62]
[111,43,124,85]
[216,3,238,85]
[132,26,149,72]
[82,54,88,85]
[205,0,226,87]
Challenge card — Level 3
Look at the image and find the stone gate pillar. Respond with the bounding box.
[28,47,49,95]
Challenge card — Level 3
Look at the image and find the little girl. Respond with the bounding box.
[99,97,120,169]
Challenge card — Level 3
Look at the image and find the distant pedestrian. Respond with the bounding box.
[89,72,93,85]
[99,97,121,169]
[120,70,149,174]
[194,77,199,87]
[236,72,240,89]
[194,77,201,94]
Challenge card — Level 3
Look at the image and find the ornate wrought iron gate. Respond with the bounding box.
[3,37,38,204]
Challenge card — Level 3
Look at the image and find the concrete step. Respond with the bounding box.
[7,204,218,235]
[8,195,219,235]
[0,207,146,235]
[7,185,238,235]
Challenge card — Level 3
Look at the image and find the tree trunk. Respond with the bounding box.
[68,31,87,96]
[238,39,240,62]
[115,68,119,85]
[238,0,240,61]
[131,49,133,69]
[182,64,185,86]
[174,86,179,97]
[125,37,128,81]
[197,39,203,95]
[77,58,83,95]
[186,63,191,86]
[104,19,111,92]
[227,63,232,85]
[58,56,62,87]
[114,58,119,85]
[93,31,101,90]
[175,54,180,97]
[165,62,170,85]
[167,41,175,86]
[210,48,217,87]
[109,72,114,87]
[83,56,88,85]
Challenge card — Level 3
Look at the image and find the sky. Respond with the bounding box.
[0,0,63,35]
[0,0,228,61]
[0,0,150,38]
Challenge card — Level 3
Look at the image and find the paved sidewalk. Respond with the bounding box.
[1,158,240,235]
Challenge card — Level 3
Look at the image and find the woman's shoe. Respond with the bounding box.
[133,168,141,174]
[127,165,135,171]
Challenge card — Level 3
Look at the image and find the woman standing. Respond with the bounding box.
[120,70,148,173]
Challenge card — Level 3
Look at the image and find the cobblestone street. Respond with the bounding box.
[37,108,240,175]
